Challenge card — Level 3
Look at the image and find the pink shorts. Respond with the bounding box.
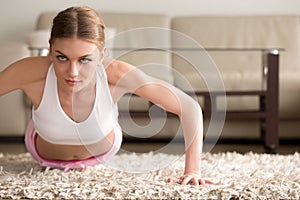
[24,120,122,171]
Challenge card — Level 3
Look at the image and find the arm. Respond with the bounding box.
[0,61,23,96]
[106,60,211,186]
[0,57,49,97]
[0,57,34,96]
[136,83,204,185]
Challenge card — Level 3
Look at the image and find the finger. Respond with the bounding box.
[199,179,214,185]
[199,179,206,185]
[167,177,174,183]
[204,179,214,184]
[181,176,192,185]
[167,177,173,183]
[167,176,180,183]
[192,178,199,187]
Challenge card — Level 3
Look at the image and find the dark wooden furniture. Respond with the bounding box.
[117,48,281,154]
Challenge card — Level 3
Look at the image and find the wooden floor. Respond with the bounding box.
[0,140,299,155]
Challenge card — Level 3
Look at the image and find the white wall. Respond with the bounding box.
[1,0,300,43]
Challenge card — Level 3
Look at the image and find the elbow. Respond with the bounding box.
[179,97,203,120]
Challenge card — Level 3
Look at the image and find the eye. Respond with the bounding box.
[80,57,92,64]
[56,55,67,62]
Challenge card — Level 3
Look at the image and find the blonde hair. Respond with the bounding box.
[49,6,106,49]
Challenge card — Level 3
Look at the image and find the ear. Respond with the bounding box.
[48,46,53,61]
[100,47,107,62]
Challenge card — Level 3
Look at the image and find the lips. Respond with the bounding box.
[65,79,80,86]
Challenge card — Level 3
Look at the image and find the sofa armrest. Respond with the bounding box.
[0,42,31,136]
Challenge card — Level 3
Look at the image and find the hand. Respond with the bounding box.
[167,173,213,186]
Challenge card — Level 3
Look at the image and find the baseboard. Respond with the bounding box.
[123,136,300,145]
[0,136,299,145]
[0,136,24,143]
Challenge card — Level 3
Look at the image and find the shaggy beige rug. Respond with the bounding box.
[0,151,299,199]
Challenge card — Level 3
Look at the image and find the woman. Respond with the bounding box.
[0,6,210,186]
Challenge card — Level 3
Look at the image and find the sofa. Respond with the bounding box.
[1,11,300,145]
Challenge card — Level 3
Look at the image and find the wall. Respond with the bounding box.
[1,0,300,43]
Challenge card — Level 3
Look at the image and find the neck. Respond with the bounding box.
[57,78,97,122]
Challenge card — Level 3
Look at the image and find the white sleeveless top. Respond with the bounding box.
[32,64,119,145]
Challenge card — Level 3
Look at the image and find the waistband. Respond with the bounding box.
[24,120,122,171]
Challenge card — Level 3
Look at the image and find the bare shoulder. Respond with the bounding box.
[0,56,51,95]
[11,56,50,77]
[104,59,135,86]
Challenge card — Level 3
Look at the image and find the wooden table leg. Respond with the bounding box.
[264,52,279,153]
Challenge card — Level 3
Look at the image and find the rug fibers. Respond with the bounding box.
[0,151,299,199]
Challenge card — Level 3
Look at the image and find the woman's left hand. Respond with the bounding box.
[167,173,213,186]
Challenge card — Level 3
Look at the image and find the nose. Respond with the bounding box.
[68,62,79,78]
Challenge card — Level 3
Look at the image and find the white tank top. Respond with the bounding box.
[32,64,119,145]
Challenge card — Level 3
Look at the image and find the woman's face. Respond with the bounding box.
[49,38,104,94]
